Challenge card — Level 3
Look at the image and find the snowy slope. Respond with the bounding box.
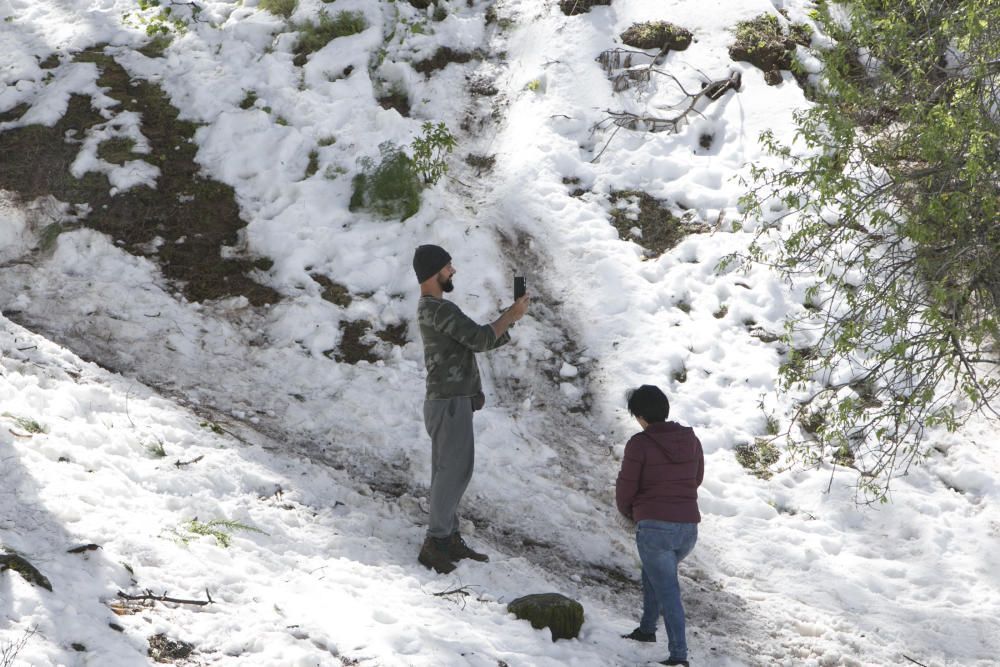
[2,0,999,665]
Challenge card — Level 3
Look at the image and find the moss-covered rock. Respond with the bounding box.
[729,13,796,86]
[507,593,584,641]
[620,21,692,52]
[0,553,53,591]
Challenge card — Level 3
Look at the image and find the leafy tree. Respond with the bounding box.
[742,0,1000,502]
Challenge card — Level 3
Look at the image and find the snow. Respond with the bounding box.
[2,0,999,666]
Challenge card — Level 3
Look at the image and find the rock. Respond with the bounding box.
[620,21,693,52]
[507,593,584,641]
[0,553,53,591]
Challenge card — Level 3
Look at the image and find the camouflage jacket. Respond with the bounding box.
[417,296,510,400]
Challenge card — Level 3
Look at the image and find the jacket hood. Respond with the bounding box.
[642,421,701,463]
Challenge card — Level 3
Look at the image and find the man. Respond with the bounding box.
[413,244,529,573]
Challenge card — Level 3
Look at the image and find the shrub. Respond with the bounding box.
[744,0,1000,503]
[410,121,455,185]
[350,122,456,219]
[350,142,423,220]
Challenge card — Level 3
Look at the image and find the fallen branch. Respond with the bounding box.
[902,656,929,667]
[590,70,741,161]
[116,589,214,607]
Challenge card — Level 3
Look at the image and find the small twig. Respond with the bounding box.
[590,123,624,163]
[174,455,204,468]
[117,589,213,606]
[431,584,477,610]
[446,174,473,188]
[902,656,929,667]
[433,586,474,598]
[125,385,135,428]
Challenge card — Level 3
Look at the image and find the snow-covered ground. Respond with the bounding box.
[2,0,999,665]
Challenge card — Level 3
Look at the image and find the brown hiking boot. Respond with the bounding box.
[418,536,456,574]
[448,532,489,562]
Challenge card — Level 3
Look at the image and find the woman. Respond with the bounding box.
[616,385,705,667]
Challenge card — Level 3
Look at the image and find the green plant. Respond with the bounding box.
[145,439,167,458]
[742,0,1000,503]
[324,164,347,179]
[259,0,297,19]
[671,364,687,384]
[304,149,319,179]
[350,142,422,220]
[176,518,267,548]
[199,420,224,435]
[239,91,257,110]
[410,121,455,185]
[294,10,367,56]
[3,413,46,435]
[97,137,138,164]
[38,222,67,252]
[764,413,780,436]
[735,439,781,479]
[123,0,198,37]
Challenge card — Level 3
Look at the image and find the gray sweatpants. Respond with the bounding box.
[423,396,475,539]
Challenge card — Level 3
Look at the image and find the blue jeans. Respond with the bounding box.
[636,520,698,661]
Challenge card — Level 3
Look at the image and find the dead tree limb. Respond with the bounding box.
[590,70,741,161]
[116,589,214,607]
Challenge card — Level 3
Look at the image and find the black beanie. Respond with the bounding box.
[413,244,451,283]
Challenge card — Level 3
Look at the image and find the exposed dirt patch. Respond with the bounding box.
[465,153,496,174]
[147,633,194,663]
[0,46,279,306]
[377,88,411,116]
[375,322,408,347]
[0,103,30,123]
[559,0,611,16]
[413,47,475,76]
[325,319,408,364]
[311,273,353,307]
[468,75,498,97]
[608,190,709,256]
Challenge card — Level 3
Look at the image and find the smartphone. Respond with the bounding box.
[514,276,526,300]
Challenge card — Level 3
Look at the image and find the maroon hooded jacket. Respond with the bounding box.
[616,421,704,523]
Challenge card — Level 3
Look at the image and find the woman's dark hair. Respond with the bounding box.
[626,384,670,423]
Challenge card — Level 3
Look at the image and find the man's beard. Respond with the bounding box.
[441,276,454,293]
